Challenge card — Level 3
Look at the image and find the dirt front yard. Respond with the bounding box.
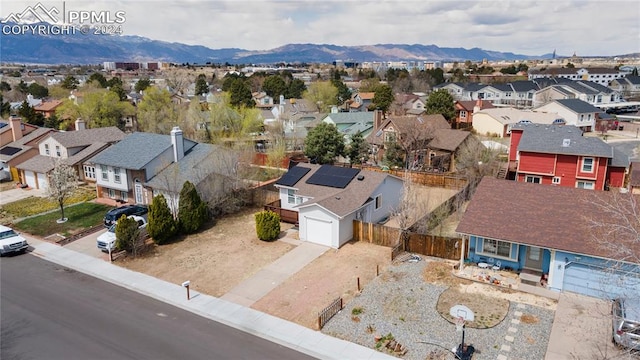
[119,207,296,297]
[118,206,392,329]
[251,241,391,329]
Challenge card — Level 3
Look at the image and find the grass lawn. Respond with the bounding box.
[13,202,111,237]
[1,186,96,219]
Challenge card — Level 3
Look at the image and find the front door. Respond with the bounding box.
[524,246,543,271]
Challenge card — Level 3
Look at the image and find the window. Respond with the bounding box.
[83,165,96,179]
[525,175,541,184]
[552,177,561,185]
[581,157,594,172]
[481,238,511,258]
[375,195,382,210]
[108,189,116,199]
[384,131,396,143]
[287,189,295,204]
[55,145,61,157]
[113,167,121,183]
[121,191,128,201]
[101,165,108,180]
[460,110,467,118]
[44,144,50,155]
[580,114,585,121]
[576,181,595,190]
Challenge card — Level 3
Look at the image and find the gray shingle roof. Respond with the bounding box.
[50,127,125,148]
[323,112,374,125]
[611,147,630,168]
[145,143,237,190]
[515,124,613,158]
[509,81,539,92]
[555,99,602,114]
[89,132,197,169]
[277,163,402,217]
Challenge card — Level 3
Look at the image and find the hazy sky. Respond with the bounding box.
[2,0,639,56]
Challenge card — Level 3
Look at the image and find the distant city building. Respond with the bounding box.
[528,67,628,86]
[103,62,167,71]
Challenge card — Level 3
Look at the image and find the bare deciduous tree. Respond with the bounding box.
[46,159,77,223]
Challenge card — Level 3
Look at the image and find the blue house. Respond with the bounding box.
[456,177,640,300]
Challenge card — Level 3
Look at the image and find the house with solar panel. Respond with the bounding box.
[272,163,403,248]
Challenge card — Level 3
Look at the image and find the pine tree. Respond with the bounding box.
[147,194,177,245]
[178,181,208,234]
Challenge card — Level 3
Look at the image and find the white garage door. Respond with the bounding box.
[37,172,48,191]
[563,263,638,300]
[24,171,37,189]
[305,217,332,247]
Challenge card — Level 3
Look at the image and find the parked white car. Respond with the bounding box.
[0,225,29,256]
[97,215,147,252]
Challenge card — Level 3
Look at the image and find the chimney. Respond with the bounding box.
[374,109,383,131]
[473,98,483,113]
[9,116,23,142]
[75,118,86,130]
[170,126,184,162]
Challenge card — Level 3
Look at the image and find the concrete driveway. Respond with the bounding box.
[63,228,111,261]
[0,187,46,206]
[546,292,626,359]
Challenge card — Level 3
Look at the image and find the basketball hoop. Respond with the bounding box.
[455,316,465,333]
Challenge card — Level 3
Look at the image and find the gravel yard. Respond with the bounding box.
[322,260,556,360]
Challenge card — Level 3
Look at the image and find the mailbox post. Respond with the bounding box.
[182,280,191,300]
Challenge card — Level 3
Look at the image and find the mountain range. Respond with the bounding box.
[1,21,552,65]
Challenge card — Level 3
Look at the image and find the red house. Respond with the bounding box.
[453,99,494,129]
[508,124,628,190]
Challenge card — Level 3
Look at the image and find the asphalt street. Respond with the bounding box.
[1,254,317,360]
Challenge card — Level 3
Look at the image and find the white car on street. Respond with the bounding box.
[97,215,147,252]
[0,225,29,256]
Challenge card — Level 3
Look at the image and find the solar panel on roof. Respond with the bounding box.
[0,146,21,156]
[275,166,311,187]
[306,164,360,189]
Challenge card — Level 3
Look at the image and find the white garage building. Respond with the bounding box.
[274,163,404,248]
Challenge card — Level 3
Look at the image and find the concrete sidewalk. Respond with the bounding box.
[222,240,329,306]
[26,237,394,360]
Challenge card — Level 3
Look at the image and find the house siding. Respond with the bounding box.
[508,130,523,161]
[607,167,625,188]
[518,152,556,176]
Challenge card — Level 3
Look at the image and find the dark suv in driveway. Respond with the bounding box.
[103,205,148,227]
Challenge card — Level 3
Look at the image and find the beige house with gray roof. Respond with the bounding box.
[15,121,125,190]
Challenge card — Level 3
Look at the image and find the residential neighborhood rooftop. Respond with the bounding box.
[89,131,197,170]
[456,177,640,263]
[514,124,614,158]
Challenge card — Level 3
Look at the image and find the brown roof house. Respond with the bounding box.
[456,177,640,300]
[15,119,125,190]
[273,162,404,248]
[33,100,63,118]
[0,117,57,182]
[367,114,453,169]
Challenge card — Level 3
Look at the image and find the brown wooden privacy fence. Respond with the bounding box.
[318,297,343,329]
[353,220,467,261]
[263,200,299,225]
[352,221,401,247]
[336,164,468,190]
[405,233,468,261]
